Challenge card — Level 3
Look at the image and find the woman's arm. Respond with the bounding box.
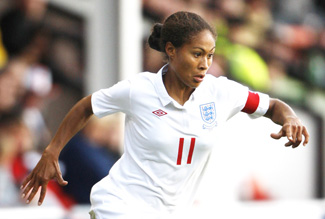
[264,98,309,148]
[21,95,94,205]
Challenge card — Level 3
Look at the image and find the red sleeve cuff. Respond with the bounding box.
[241,91,260,114]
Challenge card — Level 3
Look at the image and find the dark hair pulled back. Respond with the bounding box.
[148,11,216,53]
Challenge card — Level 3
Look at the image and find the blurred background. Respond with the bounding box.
[0,0,324,218]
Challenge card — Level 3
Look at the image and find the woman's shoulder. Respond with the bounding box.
[117,72,158,96]
[203,74,230,87]
[201,74,247,95]
[125,71,157,87]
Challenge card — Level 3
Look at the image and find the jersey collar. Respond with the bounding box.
[154,64,173,106]
[154,64,197,108]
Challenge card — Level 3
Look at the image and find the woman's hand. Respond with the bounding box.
[270,116,309,148]
[265,98,310,148]
[20,95,93,205]
[21,148,68,205]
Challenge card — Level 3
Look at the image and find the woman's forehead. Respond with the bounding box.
[185,30,216,48]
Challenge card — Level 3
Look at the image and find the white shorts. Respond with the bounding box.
[89,176,171,219]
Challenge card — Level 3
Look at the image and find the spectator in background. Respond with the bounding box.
[0,56,63,207]
[0,115,32,206]
[59,115,121,204]
[0,0,85,208]
[306,28,325,89]
[0,59,27,115]
[0,0,48,64]
[0,2,40,204]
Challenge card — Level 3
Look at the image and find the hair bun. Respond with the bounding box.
[148,23,164,52]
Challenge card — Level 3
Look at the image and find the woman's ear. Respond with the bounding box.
[165,42,175,60]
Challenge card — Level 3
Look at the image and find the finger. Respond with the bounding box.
[22,178,35,199]
[291,125,297,143]
[26,184,40,204]
[291,140,301,148]
[56,174,68,186]
[286,128,293,142]
[21,173,33,190]
[289,125,302,148]
[296,125,303,143]
[38,184,47,206]
[55,165,68,186]
[270,130,283,140]
[302,126,310,146]
[285,141,293,147]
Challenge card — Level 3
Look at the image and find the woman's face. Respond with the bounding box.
[167,30,216,89]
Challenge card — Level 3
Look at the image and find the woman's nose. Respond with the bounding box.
[199,57,209,70]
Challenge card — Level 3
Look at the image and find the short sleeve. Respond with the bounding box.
[91,79,131,118]
[215,77,250,121]
[205,75,269,121]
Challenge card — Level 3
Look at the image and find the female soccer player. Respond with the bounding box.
[21,11,309,218]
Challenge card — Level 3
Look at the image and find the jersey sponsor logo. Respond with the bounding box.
[152,109,168,117]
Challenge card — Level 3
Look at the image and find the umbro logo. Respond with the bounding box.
[152,109,167,117]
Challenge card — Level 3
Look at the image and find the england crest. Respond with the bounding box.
[200,102,216,124]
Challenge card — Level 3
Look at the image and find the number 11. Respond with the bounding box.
[177,138,196,165]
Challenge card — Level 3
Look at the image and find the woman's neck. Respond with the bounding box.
[163,72,194,106]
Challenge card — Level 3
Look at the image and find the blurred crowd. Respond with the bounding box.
[143,0,325,109]
[0,0,324,211]
[0,0,121,209]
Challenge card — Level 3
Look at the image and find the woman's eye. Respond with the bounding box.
[208,54,214,59]
[194,53,201,57]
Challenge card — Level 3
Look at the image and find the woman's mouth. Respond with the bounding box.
[193,74,205,83]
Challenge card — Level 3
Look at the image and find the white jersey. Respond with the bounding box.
[89,65,269,218]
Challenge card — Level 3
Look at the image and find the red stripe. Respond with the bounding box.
[177,138,184,165]
[48,181,76,209]
[242,91,260,114]
[187,138,196,164]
